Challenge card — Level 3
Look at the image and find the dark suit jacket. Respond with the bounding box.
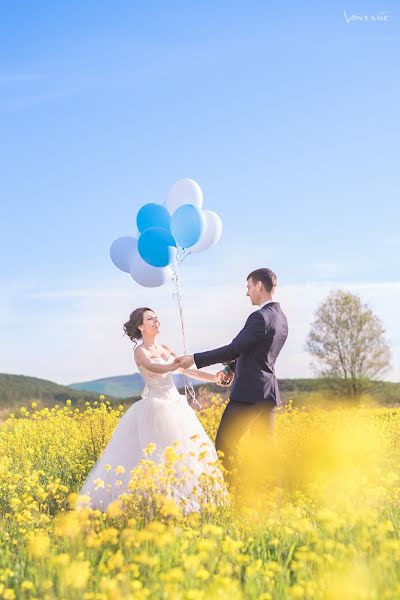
[194,302,288,406]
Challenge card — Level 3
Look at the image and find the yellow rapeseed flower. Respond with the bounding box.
[27,531,50,559]
[61,560,91,589]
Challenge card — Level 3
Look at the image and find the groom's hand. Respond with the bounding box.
[175,355,194,369]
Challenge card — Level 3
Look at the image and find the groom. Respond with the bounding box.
[175,268,288,486]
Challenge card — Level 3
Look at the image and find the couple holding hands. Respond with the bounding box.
[77,268,288,513]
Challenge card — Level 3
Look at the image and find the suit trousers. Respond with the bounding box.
[215,400,275,486]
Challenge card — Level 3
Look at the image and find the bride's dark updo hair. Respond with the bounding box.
[123,307,153,347]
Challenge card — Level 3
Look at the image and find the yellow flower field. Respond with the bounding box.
[1,394,400,599]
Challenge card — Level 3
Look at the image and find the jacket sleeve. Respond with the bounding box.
[193,311,266,369]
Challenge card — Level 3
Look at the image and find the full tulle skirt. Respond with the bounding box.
[75,386,227,513]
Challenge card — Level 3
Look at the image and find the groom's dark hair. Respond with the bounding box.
[247,268,277,292]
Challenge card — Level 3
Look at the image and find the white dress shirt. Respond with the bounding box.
[259,300,274,309]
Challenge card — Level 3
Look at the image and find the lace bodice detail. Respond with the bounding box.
[137,355,177,398]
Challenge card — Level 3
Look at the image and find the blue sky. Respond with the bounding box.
[1,2,399,383]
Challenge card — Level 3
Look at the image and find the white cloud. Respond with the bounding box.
[1,278,399,385]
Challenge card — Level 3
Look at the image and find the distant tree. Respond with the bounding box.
[305,290,391,398]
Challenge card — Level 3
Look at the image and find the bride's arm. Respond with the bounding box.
[162,345,218,383]
[182,368,218,383]
[134,347,179,374]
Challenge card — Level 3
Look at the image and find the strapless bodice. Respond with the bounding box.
[137,355,177,398]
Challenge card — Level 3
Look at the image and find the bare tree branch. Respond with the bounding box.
[305,290,391,398]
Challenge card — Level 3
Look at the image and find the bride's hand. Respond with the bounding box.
[170,357,182,371]
[216,369,234,387]
[174,355,194,369]
[215,370,225,385]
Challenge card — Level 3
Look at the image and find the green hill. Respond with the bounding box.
[278,378,400,407]
[1,373,399,422]
[0,373,127,418]
[69,373,204,399]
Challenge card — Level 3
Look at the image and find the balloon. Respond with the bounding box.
[138,227,177,267]
[136,203,171,233]
[130,252,173,288]
[189,210,222,253]
[110,236,138,273]
[166,178,203,214]
[170,204,206,248]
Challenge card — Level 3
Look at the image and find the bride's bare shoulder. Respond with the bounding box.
[134,344,148,366]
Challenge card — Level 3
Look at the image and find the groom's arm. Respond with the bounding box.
[194,311,266,369]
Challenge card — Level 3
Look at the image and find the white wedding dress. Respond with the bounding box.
[75,355,227,513]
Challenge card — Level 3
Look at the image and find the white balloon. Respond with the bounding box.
[166,178,203,214]
[110,236,138,273]
[189,210,222,253]
[130,251,173,287]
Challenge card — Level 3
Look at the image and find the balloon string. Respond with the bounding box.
[177,249,192,264]
[172,252,201,409]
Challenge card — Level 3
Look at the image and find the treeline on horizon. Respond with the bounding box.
[1,373,400,421]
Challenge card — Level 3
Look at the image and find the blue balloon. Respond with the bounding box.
[138,227,177,267]
[171,204,206,248]
[137,203,171,233]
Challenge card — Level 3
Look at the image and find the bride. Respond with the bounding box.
[75,307,228,513]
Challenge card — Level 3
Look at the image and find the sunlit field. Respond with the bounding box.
[1,392,400,599]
